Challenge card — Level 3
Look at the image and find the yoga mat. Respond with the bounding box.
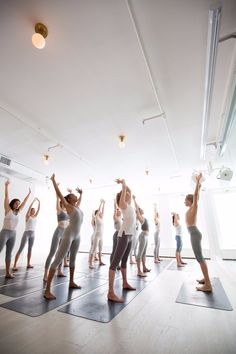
[0,265,43,277]
[0,272,79,297]
[0,269,43,287]
[58,278,149,323]
[166,260,196,272]
[176,277,233,311]
[127,259,172,281]
[0,277,106,317]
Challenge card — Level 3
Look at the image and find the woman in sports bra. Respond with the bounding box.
[13,197,40,270]
[0,180,31,278]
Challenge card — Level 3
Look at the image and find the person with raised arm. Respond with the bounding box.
[185,172,212,292]
[0,180,31,278]
[133,196,151,276]
[110,199,122,268]
[108,179,136,303]
[13,197,40,270]
[89,199,106,268]
[172,213,186,267]
[153,207,161,263]
[43,190,70,282]
[44,175,83,300]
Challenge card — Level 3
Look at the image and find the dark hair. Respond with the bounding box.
[9,199,20,211]
[186,194,193,203]
[64,193,73,204]
[94,210,98,215]
[172,215,175,225]
[116,191,122,207]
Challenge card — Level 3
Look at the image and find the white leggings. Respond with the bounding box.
[90,232,103,255]
[154,231,160,259]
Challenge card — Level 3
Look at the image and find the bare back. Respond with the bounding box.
[185,205,198,227]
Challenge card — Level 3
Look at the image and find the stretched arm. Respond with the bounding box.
[115,179,127,209]
[26,199,35,220]
[113,199,118,220]
[75,187,83,207]
[34,198,40,217]
[51,174,68,210]
[99,199,105,217]
[18,188,31,212]
[4,180,10,214]
[132,196,144,224]
[193,173,202,207]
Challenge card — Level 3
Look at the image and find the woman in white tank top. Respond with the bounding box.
[89,199,105,268]
[13,198,40,270]
[0,180,31,278]
[108,179,136,303]
[172,213,187,267]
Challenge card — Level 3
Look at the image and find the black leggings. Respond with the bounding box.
[110,232,132,271]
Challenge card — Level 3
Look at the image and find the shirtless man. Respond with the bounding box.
[185,172,212,292]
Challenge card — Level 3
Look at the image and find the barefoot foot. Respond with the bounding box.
[143,268,151,272]
[107,292,124,303]
[69,282,81,289]
[196,284,212,292]
[123,283,136,290]
[44,291,56,300]
[5,273,15,279]
[137,272,147,277]
[99,262,106,266]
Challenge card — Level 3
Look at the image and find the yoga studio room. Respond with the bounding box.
[0,1,236,353]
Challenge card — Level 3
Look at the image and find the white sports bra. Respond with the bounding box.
[3,210,19,231]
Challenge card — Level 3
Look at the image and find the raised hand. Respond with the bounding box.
[50,174,55,181]
[29,188,32,194]
[196,172,202,183]
[100,198,105,203]
[132,195,136,200]
[76,187,82,194]
[5,180,10,186]
[67,188,73,194]
[115,178,124,184]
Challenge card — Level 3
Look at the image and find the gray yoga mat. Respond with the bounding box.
[58,278,149,323]
[0,277,106,317]
[166,260,195,272]
[127,258,172,281]
[0,265,43,277]
[0,269,43,287]
[0,272,79,297]
[176,277,233,311]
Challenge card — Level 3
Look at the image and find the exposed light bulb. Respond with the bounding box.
[32,23,48,50]
[118,135,125,149]
[32,33,45,49]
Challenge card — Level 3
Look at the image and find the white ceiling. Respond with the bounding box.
[0,0,236,193]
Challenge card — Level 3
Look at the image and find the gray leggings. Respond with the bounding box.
[110,231,118,263]
[136,232,148,261]
[17,231,35,255]
[0,229,16,261]
[110,233,132,271]
[188,226,204,263]
[154,231,160,258]
[45,226,65,270]
[51,227,80,269]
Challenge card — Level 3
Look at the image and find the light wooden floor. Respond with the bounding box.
[0,256,235,354]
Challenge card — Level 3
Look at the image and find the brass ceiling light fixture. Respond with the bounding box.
[32,23,48,49]
[118,135,126,149]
